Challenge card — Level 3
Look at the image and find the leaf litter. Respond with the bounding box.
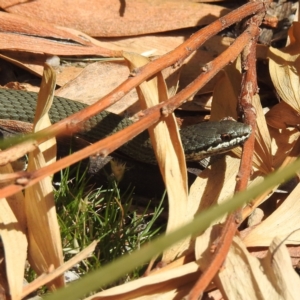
[0,1,299,299]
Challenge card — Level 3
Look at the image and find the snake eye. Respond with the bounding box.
[220,133,232,141]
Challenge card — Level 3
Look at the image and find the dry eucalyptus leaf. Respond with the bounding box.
[85,261,200,300]
[56,60,182,114]
[0,164,27,300]
[268,22,300,113]
[55,61,139,114]
[99,33,231,104]
[0,51,84,87]
[1,0,230,37]
[33,64,57,164]
[211,57,250,121]
[22,241,98,298]
[98,29,196,56]
[123,52,189,261]
[0,198,27,300]
[266,101,300,129]
[269,126,300,169]
[243,182,300,247]
[216,236,300,300]
[211,70,239,121]
[25,65,64,289]
[55,65,85,87]
[251,94,273,174]
[192,156,241,267]
[0,11,121,57]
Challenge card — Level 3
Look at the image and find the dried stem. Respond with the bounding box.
[0,0,268,166]
[187,12,265,300]
[0,20,263,199]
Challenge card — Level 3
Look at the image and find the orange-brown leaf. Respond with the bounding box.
[1,0,230,37]
[0,11,121,56]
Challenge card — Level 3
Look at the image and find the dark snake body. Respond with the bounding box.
[0,89,251,164]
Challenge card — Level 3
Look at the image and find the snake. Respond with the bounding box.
[0,89,251,164]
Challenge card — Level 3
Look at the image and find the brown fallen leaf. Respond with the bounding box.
[55,61,139,113]
[243,182,300,248]
[0,11,122,56]
[0,51,85,87]
[84,261,201,300]
[192,156,241,270]
[123,52,189,262]
[1,0,230,37]
[25,65,64,290]
[266,101,300,129]
[268,22,300,113]
[0,163,27,300]
[99,33,232,105]
[55,59,182,115]
[216,236,300,300]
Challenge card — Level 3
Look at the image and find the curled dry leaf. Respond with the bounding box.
[25,64,64,289]
[84,261,200,300]
[0,163,27,300]
[266,101,300,129]
[251,95,273,174]
[268,22,300,113]
[22,241,98,299]
[192,156,240,267]
[216,236,300,300]
[211,57,246,121]
[123,52,189,262]
[271,127,300,169]
[211,70,239,121]
[267,22,300,169]
[33,65,57,165]
[85,262,200,300]
[242,181,300,247]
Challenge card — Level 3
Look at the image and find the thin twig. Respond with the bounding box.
[0,22,262,199]
[187,11,265,300]
[0,0,268,166]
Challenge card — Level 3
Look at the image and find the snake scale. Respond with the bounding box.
[0,89,251,164]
